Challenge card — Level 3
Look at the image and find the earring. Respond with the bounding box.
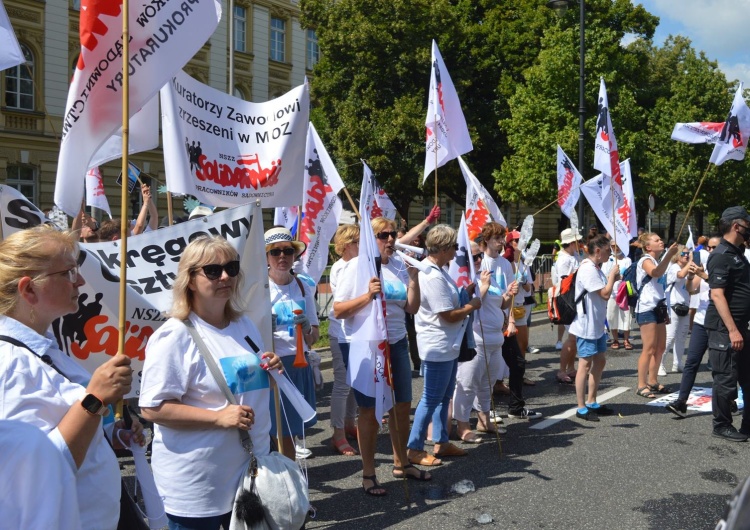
[29,307,36,324]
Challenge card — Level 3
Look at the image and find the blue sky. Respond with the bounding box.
[634,0,750,85]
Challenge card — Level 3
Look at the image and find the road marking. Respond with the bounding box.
[529,386,630,430]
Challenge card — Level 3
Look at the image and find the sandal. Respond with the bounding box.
[392,464,432,481]
[636,386,657,399]
[649,383,671,395]
[332,437,358,456]
[433,442,468,458]
[408,450,442,467]
[610,341,620,350]
[556,373,574,384]
[623,340,634,350]
[345,425,358,439]
[459,432,484,444]
[362,475,386,497]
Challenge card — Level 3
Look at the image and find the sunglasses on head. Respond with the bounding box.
[268,247,296,257]
[472,252,484,261]
[376,231,397,240]
[199,260,240,280]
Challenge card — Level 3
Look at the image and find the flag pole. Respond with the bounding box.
[478,314,502,459]
[166,192,174,226]
[115,0,131,422]
[610,180,618,268]
[433,113,439,207]
[341,186,362,222]
[532,178,588,217]
[675,162,714,244]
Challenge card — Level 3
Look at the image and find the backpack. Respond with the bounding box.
[619,259,652,310]
[547,271,587,325]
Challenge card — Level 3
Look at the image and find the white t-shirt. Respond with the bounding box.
[509,260,532,306]
[415,263,463,362]
[328,258,348,342]
[636,255,667,312]
[555,251,581,281]
[270,276,320,357]
[666,262,690,306]
[0,420,82,530]
[0,315,120,530]
[601,255,631,294]
[473,258,507,343]
[693,279,711,326]
[569,259,608,340]
[139,314,271,518]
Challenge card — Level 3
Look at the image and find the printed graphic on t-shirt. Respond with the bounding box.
[273,299,306,327]
[383,279,407,301]
[219,354,269,395]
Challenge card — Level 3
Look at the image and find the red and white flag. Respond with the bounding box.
[296,123,345,285]
[54,0,222,216]
[347,167,392,422]
[448,215,475,289]
[673,83,750,166]
[88,98,160,169]
[273,206,299,235]
[85,167,112,218]
[459,156,506,240]
[423,40,472,183]
[0,0,24,70]
[581,159,634,252]
[621,159,637,238]
[361,162,396,220]
[594,78,625,215]
[556,145,583,219]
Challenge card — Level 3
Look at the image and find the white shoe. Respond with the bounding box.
[658,365,667,377]
[528,346,541,354]
[555,341,563,351]
[488,411,506,424]
[295,439,312,459]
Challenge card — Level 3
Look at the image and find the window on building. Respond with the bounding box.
[6,164,37,203]
[306,29,319,70]
[233,86,245,100]
[4,45,34,110]
[270,17,286,62]
[234,6,246,52]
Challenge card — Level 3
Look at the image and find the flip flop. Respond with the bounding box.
[392,464,432,481]
[459,432,484,444]
[408,451,442,467]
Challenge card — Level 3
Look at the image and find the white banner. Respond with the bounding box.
[581,162,632,252]
[54,0,221,216]
[424,40,472,182]
[459,156,506,240]
[556,145,583,219]
[0,0,24,70]
[296,123,344,285]
[85,167,112,218]
[161,71,309,207]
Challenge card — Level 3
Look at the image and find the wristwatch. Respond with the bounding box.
[81,393,109,417]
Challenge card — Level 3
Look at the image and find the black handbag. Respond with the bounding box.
[118,479,149,530]
[672,303,690,317]
[457,328,477,363]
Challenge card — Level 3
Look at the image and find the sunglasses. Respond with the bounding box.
[680,252,689,257]
[707,245,717,250]
[472,252,484,261]
[40,265,80,283]
[376,231,397,240]
[198,260,240,280]
[268,247,296,257]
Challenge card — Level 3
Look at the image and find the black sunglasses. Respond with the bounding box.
[199,260,240,280]
[472,252,484,261]
[376,231,397,240]
[268,247,296,257]
[707,245,717,250]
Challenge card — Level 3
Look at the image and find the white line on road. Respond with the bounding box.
[530,386,631,430]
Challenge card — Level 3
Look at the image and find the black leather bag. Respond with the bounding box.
[457,329,477,363]
[672,303,690,317]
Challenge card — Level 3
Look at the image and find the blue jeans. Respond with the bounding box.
[677,323,709,402]
[167,512,231,530]
[407,359,458,449]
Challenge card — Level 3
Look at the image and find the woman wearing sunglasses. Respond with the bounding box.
[659,245,697,376]
[334,217,423,496]
[140,235,282,529]
[0,225,140,530]
[264,226,319,460]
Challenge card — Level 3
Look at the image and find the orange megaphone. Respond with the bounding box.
[292,309,308,368]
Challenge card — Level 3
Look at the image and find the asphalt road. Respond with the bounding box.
[120,312,749,529]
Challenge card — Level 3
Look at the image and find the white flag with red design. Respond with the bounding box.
[581,159,634,252]
[0,0,24,70]
[54,0,222,216]
[423,40,472,183]
[85,167,112,218]
[347,167,392,422]
[273,206,299,235]
[361,162,396,220]
[556,145,583,219]
[672,83,750,166]
[448,214,475,288]
[459,156,506,240]
[296,123,345,285]
[594,78,626,215]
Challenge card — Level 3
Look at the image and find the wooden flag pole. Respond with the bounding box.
[532,178,589,217]
[611,180,618,268]
[166,192,174,226]
[675,162,714,244]
[433,113,439,207]
[115,0,131,422]
[341,186,362,221]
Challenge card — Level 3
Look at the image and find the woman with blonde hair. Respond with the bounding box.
[634,232,678,398]
[328,224,360,456]
[140,235,282,529]
[0,225,139,530]
[659,245,697,375]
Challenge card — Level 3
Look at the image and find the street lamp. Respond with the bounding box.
[548,0,586,230]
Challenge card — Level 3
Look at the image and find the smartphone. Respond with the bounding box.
[692,250,702,265]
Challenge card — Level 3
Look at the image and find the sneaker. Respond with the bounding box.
[712,427,748,442]
[508,408,543,420]
[586,403,615,416]
[576,410,599,422]
[488,411,506,424]
[555,341,563,351]
[295,439,313,459]
[665,400,687,418]
[528,346,541,354]
[658,365,667,377]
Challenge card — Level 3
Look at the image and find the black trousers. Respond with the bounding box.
[502,334,526,414]
[405,313,419,371]
[708,329,750,432]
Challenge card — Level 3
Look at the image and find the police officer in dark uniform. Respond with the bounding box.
[705,206,750,441]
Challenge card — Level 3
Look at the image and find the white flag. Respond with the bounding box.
[423,40,472,182]
[89,98,160,169]
[459,156,506,240]
[274,206,299,235]
[296,123,345,285]
[671,121,725,144]
[581,166,632,252]
[361,162,397,220]
[556,145,583,219]
[686,225,695,250]
[54,0,222,216]
[594,79,625,217]
[710,83,750,165]
[448,214,475,289]
[85,167,112,219]
[0,0,24,70]
[621,159,638,238]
